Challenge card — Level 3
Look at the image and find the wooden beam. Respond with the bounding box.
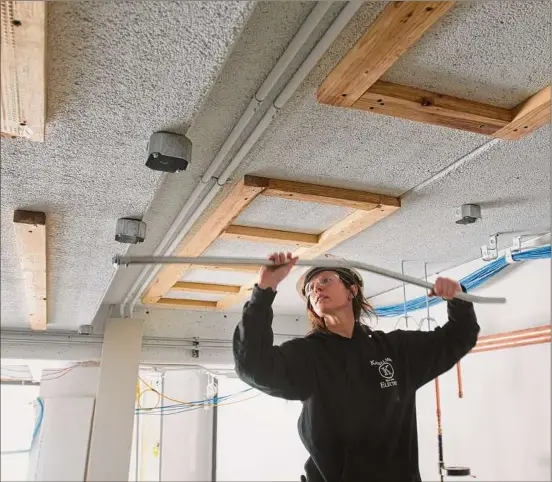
[221,225,319,247]
[493,86,551,140]
[248,175,400,210]
[355,81,513,135]
[172,281,241,294]
[154,298,219,310]
[142,177,267,304]
[1,1,46,141]
[216,202,400,310]
[190,263,262,273]
[295,205,400,259]
[317,1,455,107]
[13,210,47,330]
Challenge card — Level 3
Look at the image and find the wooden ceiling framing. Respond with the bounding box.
[0,1,46,141]
[318,1,551,139]
[142,175,401,310]
[13,210,48,330]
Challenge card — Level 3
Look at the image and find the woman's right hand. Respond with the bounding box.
[257,251,298,291]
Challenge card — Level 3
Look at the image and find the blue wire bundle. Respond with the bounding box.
[135,387,254,415]
[374,245,551,318]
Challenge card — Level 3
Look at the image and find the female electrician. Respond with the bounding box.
[233,252,479,482]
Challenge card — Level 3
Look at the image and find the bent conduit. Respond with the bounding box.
[113,254,506,305]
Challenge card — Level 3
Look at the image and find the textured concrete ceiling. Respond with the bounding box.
[0,1,254,328]
[171,0,551,316]
[2,1,550,330]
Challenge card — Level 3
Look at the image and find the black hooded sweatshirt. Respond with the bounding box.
[233,285,479,482]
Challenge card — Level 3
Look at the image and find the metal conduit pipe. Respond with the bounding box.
[120,1,364,318]
[116,2,337,320]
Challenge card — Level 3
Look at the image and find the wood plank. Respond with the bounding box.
[294,205,400,259]
[216,203,400,310]
[154,298,219,309]
[141,178,267,304]
[317,1,455,107]
[493,86,551,140]
[172,281,241,294]
[1,1,46,141]
[355,80,513,135]
[221,225,319,247]
[247,175,400,210]
[13,209,47,330]
[190,263,262,273]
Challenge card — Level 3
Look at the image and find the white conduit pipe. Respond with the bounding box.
[120,2,363,318]
[114,255,507,305]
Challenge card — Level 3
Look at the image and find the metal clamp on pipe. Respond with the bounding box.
[112,255,507,305]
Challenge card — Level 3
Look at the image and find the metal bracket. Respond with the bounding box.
[480,235,498,261]
[192,337,200,358]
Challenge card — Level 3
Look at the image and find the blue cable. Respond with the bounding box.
[374,245,550,318]
[31,397,44,446]
[135,387,254,414]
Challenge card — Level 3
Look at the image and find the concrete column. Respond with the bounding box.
[86,318,144,481]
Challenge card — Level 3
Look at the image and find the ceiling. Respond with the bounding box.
[1,1,550,330]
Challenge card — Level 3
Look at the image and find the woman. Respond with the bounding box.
[233,252,479,482]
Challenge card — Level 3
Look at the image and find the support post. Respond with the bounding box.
[86,318,144,481]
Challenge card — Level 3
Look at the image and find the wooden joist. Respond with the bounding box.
[493,86,551,141]
[171,281,241,294]
[13,209,47,330]
[317,1,455,107]
[221,225,319,247]
[1,1,46,141]
[141,177,267,304]
[144,175,401,310]
[250,175,400,211]
[317,1,550,140]
[356,81,513,136]
[155,298,218,309]
[215,205,400,310]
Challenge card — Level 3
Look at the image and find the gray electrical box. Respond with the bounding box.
[146,131,192,173]
[115,218,146,244]
[455,204,481,225]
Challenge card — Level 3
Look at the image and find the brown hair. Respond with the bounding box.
[306,276,377,333]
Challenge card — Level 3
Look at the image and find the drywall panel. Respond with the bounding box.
[32,397,95,482]
[216,377,309,481]
[235,196,353,234]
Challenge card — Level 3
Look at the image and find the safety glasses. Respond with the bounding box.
[305,273,341,298]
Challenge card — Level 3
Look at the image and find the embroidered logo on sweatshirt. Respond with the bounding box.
[370,358,398,389]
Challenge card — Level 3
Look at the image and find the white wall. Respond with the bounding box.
[370,254,551,481]
[216,377,309,481]
[28,366,100,482]
[160,370,214,481]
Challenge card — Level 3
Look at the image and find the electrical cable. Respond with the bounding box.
[374,245,550,317]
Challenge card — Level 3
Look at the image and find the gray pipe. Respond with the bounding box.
[112,255,506,305]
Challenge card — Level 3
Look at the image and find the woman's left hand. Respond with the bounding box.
[429,277,462,300]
